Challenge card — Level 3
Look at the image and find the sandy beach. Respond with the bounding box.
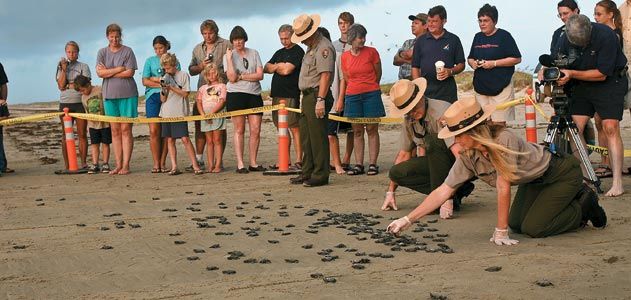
[1,91,631,299]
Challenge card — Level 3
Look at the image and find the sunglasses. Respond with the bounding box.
[243,58,249,69]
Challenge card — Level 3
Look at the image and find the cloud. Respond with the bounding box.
[0,0,356,58]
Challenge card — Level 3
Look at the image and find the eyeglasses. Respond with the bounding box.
[557,11,573,18]
[242,58,249,69]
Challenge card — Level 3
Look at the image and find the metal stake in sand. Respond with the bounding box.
[264,100,300,176]
[524,88,537,143]
[56,108,87,175]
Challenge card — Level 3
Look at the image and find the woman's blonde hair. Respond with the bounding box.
[202,64,223,84]
[65,41,80,52]
[464,124,526,182]
[160,52,178,67]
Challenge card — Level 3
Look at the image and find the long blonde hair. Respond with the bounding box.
[464,124,526,182]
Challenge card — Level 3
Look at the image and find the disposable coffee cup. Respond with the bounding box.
[435,61,445,78]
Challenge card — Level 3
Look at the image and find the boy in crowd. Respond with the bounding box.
[74,75,111,174]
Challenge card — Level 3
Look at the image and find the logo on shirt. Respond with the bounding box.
[321,49,330,59]
[474,44,499,49]
[443,44,450,51]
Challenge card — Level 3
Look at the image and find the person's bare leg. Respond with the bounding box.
[602,119,624,196]
[204,131,214,172]
[328,135,345,174]
[160,138,168,170]
[212,130,223,173]
[232,116,246,169]
[182,136,201,171]
[343,131,354,165]
[76,118,88,167]
[91,144,99,166]
[102,143,110,165]
[352,124,365,166]
[167,137,177,171]
[248,114,262,167]
[194,121,204,162]
[366,124,380,165]
[118,123,133,175]
[594,114,609,166]
[149,123,162,170]
[290,127,302,164]
[571,115,590,178]
[109,122,123,175]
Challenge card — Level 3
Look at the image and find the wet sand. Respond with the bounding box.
[1,92,630,299]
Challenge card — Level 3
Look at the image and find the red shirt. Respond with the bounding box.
[341,46,381,95]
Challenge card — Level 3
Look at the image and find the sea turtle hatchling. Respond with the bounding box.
[323,277,337,283]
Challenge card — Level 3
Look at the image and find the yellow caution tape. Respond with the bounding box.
[328,114,403,124]
[587,144,631,157]
[68,104,284,123]
[495,97,525,110]
[0,112,64,126]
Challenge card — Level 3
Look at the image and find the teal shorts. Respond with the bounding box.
[104,97,139,118]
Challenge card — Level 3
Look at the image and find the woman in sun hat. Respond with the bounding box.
[387,98,607,244]
[381,78,474,219]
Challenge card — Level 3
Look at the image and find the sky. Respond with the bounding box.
[0,0,608,104]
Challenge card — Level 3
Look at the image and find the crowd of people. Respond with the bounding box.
[0,1,628,246]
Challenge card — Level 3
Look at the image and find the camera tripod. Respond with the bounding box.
[543,95,603,193]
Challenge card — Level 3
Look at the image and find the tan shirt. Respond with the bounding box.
[400,98,453,151]
[189,37,230,88]
[444,129,551,188]
[298,35,336,91]
[620,1,631,61]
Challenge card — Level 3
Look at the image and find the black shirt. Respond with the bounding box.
[411,30,465,103]
[468,28,521,96]
[0,63,7,85]
[550,25,565,58]
[268,44,305,99]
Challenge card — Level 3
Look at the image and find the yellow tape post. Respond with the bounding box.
[0,112,64,126]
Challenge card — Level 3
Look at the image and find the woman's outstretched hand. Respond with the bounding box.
[490,228,519,246]
[387,216,412,236]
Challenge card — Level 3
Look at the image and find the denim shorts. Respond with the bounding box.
[343,90,385,118]
[104,97,139,118]
[145,93,161,118]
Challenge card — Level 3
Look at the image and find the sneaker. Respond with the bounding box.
[101,164,111,174]
[88,165,100,174]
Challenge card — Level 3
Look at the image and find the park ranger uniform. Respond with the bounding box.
[298,34,335,185]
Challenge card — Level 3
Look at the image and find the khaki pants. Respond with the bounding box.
[509,154,583,238]
[299,89,332,183]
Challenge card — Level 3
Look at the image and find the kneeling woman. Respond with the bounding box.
[387,98,606,244]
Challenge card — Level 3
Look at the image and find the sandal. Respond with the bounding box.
[168,169,182,176]
[367,164,379,176]
[595,166,613,178]
[236,167,249,174]
[248,165,267,172]
[294,162,303,169]
[346,165,365,176]
[194,169,204,175]
[341,163,351,171]
[151,168,161,173]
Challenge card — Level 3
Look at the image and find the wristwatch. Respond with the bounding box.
[316,96,325,102]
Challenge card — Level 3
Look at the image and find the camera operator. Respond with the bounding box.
[555,14,628,197]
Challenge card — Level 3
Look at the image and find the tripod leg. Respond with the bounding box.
[567,123,603,193]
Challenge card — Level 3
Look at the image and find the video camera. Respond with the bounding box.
[535,53,579,116]
[160,73,181,96]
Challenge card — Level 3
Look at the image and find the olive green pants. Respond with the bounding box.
[299,89,332,183]
[389,133,455,195]
[509,154,583,238]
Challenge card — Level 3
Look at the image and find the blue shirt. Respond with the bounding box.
[468,29,521,96]
[411,30,465,103]
[142,55,181,100]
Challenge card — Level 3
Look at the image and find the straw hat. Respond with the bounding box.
[388,78,427,118]
[437,97,496,139]
[291,14,321,43]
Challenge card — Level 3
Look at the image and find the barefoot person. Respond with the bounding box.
[142,36,175,173]
[96,24,138,175]
[387,97,607,242]
[56,41,90,170]
[381,78,472,219]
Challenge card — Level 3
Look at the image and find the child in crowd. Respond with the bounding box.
[159,53,202,175]
[74,75,111,174]
[196,64,227,173]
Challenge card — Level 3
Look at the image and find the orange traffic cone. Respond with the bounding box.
[264,99,300,176]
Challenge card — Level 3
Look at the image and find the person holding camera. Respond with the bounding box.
[223,26,265,174]
[188,20,230,170]
[554,15,628,197]
[468,4,521,127]
[96,24,139,176]
[56,41,90,171]
[142,36,178,173]
[387,97,607,243]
